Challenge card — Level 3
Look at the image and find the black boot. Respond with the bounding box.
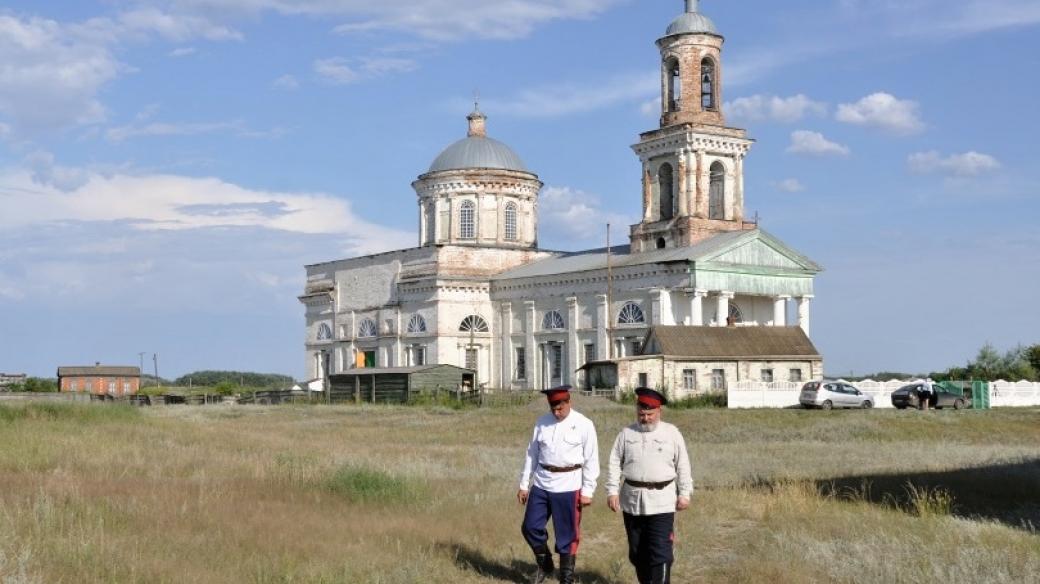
[635,564,652,584]
[649,562,671,584]
[530,545,554,584]
[558,554,576,584]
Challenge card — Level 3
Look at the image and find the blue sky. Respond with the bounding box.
[2,0,1038,380]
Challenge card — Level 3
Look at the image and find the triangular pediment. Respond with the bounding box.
[699,231,822,272]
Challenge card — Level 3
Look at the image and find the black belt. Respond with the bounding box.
[541,464,582,473]
[625,478,674,490]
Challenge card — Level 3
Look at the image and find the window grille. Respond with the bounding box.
[460,200,476,239]
[407,314,427,334]
[551,345,563,380]
[459,315,489,333]
[505,203,518,241]
[789,369,803,383]
[761,369,774,383]
[709,161,725,219]
[358,319,378,338]
[711,369,726,391]
[618,303,646,325]
[542,310,565,331]
[317,323,333,341]
[515,348,527,380]
[584,344,596,364]
[465,348,478,371]
[683,369,696,391]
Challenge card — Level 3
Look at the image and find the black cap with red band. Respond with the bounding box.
[541,385,572,404]
[635,387,667,409]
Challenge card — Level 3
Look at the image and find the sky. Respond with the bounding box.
[1,0,1038,380]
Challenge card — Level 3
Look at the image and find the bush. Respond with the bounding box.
[669,391,728,409]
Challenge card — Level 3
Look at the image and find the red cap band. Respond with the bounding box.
[637,395,662,408]
[545,389,570,403]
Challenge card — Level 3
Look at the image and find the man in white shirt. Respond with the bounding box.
[605,388,693,584]
[517,385,600,584]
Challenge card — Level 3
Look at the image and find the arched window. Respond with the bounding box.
[617,303,646,325]
[459,315,489,333]
[658,163,674,220]
[667,59,681,112]
[709,161,725,220]
[542,310,565,331]
[459,200,476,239]
[407,314,427,334]
[358,319,377,338]
[701,58,716,110]
[504,203,518,241]
[728,303,744,325]
[317,323,333,341]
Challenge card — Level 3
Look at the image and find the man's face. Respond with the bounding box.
[550,398,572,421]
[637,404,660,429]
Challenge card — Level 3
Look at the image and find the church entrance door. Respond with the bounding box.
[542,343,564,389]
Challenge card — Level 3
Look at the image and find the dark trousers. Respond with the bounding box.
[521,486,582,555]
[623,512,674,580]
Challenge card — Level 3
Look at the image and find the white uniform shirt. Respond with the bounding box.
[518,409,600,497]
[605,421,693,515]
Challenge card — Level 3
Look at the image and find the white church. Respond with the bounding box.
[300,0,824,397]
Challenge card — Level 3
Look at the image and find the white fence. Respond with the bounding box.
[728,379,1040,409]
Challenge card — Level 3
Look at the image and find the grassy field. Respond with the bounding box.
[0,398,1037,583]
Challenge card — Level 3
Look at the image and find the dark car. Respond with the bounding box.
[891,383,967,410]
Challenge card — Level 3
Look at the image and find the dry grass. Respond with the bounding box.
[0,399,1038,583]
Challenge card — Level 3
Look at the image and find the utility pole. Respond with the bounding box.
[138,352,146,385]
[153,353,160,389]
[606,223,614,360]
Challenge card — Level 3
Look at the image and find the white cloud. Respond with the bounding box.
[726,94,828,124]
[908,151,1001,177]
[114,8,242,42]
[773,179,806,193]
[538,186,636,247]
[836,92,924,135]
[482,71,657,118]
[273,74,300,90]
[106,120,243,142]
[25,151,91,191]
[787,131,850,157]
[169,46,197,57]
[314,56,416,85]
[639,98,660,118]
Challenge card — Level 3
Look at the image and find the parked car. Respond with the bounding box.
[891,383,967,410]
[800,381,874,410]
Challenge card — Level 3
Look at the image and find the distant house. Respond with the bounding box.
[57,364,141,396]
[0,373,27,388]
[581,326,823,398]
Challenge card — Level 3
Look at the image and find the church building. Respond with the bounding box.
[301,0,823,397]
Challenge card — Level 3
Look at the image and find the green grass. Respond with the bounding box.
[0,402,141,423]
[324,465,426,504]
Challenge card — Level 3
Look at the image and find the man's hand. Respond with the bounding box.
[607,495,621,513]
[517,490,529,506]
[579,495,593,508]
[676,496,690,511]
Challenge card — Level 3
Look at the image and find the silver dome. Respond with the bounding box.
[428,136,529,173]
[665,12,718,36]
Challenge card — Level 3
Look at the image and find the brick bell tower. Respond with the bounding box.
[630,0,756,253]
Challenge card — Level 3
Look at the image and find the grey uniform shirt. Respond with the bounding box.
[605,421,693,516]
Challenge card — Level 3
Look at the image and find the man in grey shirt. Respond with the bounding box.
[605,388,693,584]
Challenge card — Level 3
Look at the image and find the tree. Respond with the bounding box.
[22,378,58,392]
[1027,345,1040,373]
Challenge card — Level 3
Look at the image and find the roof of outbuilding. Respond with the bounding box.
[647,326,822,359]
[57,366,141,377]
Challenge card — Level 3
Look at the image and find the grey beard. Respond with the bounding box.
[637,422,659,433]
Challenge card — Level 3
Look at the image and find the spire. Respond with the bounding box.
[467,97,487,137]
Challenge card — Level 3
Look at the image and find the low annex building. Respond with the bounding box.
[57,365,141,396]
[301,1,824,394]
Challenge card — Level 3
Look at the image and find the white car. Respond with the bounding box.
[800,381,874,410]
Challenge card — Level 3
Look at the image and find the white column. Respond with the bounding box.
[650,289,674,325]
[735,154,745,222]
[567,297,579,386]
[688,289,706,326]
[798,295,813,336]
[773,295,790,327]
[500,303,513,388]
[525,301,538,388]
[716,292,733,327]
[596,294,609,360]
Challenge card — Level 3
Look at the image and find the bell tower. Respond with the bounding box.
[630,0,755,253]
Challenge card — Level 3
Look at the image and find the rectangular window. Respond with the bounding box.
[683,369,696,391]
[789,368,803,383]
[364,351,376,368]
[515,347,527,380]
[761,369,774,383]
[551,345,563,381]
[124,381,132,393]
[711,369,726,391]
[584,343,596,364]
[85,380,93,392]
[630,340,642,356]
[413,346,426,366]
[465,348,478,371]
[638,373,649,388]
[107,381,116,394]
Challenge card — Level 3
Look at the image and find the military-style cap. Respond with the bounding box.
[635,387,667,409]
[541,385,572,404]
